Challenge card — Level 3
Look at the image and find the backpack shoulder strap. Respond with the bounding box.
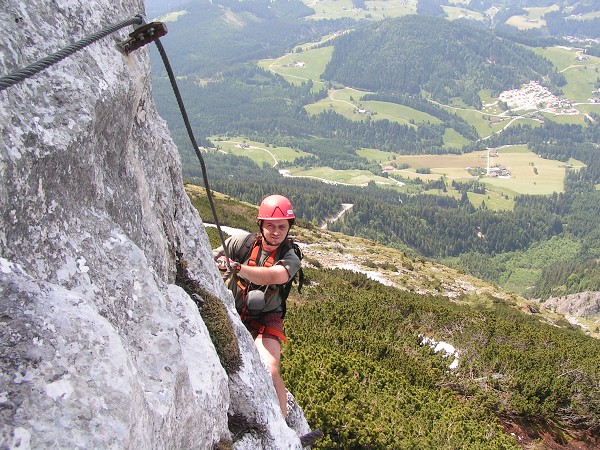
[238,232,260,263]
[277,237,304,320]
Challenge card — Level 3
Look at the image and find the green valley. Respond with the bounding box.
[151,0,600,348]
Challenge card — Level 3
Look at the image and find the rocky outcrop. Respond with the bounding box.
[0,1,307,448]
[541,292,600,318]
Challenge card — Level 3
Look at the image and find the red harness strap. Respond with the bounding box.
[237,240,289,342]
[237,240,277,293]
[247,241,276,267]
[247,319,289,343]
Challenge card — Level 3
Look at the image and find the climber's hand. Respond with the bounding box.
[216,256,241,273]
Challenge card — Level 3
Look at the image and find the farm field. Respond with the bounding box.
[375,145,585,196]
[281,166,400,187]
[258,45,333,89]
[301,0,417,21]
[209,137,312,166]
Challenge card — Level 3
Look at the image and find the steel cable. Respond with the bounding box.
[154,38,232,263]
[0,14,232,264]
[0,15,144,91]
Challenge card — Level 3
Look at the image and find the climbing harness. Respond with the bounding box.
[0,14,233,267]
[234,233,303,333]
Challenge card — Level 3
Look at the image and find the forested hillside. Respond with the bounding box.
[282,269,600,449]
[150,0,353,78]
[321,15,562,107]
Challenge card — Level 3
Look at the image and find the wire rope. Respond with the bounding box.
[154,38,232,262]
[1,14,232,264]
[0,15,144,91]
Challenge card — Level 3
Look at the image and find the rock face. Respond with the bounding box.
[542,292,600,318]
[0,1,306,448]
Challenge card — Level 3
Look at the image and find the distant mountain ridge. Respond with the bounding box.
[322,15,562,107]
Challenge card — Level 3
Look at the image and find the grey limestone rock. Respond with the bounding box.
[0,0,308,448]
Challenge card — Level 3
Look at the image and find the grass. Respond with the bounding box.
[283,166,400,187]
[467,191,514,210]
[532,47,600,102]
[357,148,397,162]
[209,137,312,166]
[442,5,484,21]
[383,146,584,197]
[362,101,442,124]
[504,5,559,30]
[258,46,333,89]
[305,95,361,121]
[304,87,443,127]
[481,150,575,195]
[560,64,600,103]
[301,0,417,21]
[158,10,188,22]
[540,112,590,125]
[443,128,471,148]
[440,106,504,138]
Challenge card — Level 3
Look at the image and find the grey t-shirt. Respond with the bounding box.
[213,233,301,314]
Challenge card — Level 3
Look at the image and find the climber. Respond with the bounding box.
[213,194,302,418]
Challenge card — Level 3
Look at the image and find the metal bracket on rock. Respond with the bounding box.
[117,21,168,55]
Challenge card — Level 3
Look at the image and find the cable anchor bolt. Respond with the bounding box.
[117,21,168,55]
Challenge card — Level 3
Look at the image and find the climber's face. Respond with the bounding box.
[261,219,290,249]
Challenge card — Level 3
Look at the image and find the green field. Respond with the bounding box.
[381,145,585,197]
[258,46,333,89]
[505,5,559,30]
[357,148,396,162]
[301,0,417,21]
[540,111,590,125]
[157,10,188,22]
[209,137,312,166]
[442,5,484,21]
[282,166,401,187]
[443,128,470,148]
[532,47,600,103]
[304,88,442,126]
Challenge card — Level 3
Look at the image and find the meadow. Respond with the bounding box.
[300,0,417,21]
[258,45,333,91]
[209,137,312,166]
[504,5,559,30]
[282,166,400,187]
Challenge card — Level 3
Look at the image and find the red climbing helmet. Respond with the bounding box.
[257,194,295,220]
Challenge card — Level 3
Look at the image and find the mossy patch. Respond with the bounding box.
[227,413,267,443]
[176,256,242,375]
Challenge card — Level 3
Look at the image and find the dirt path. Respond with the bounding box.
[321,203,353,229]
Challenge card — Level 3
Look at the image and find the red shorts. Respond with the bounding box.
[245,312,284,343]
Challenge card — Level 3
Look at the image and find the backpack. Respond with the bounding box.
[239,233,303,319]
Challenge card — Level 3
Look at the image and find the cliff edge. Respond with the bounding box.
[0,1,307,448]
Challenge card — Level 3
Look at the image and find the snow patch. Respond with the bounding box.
[420,334,460,370]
